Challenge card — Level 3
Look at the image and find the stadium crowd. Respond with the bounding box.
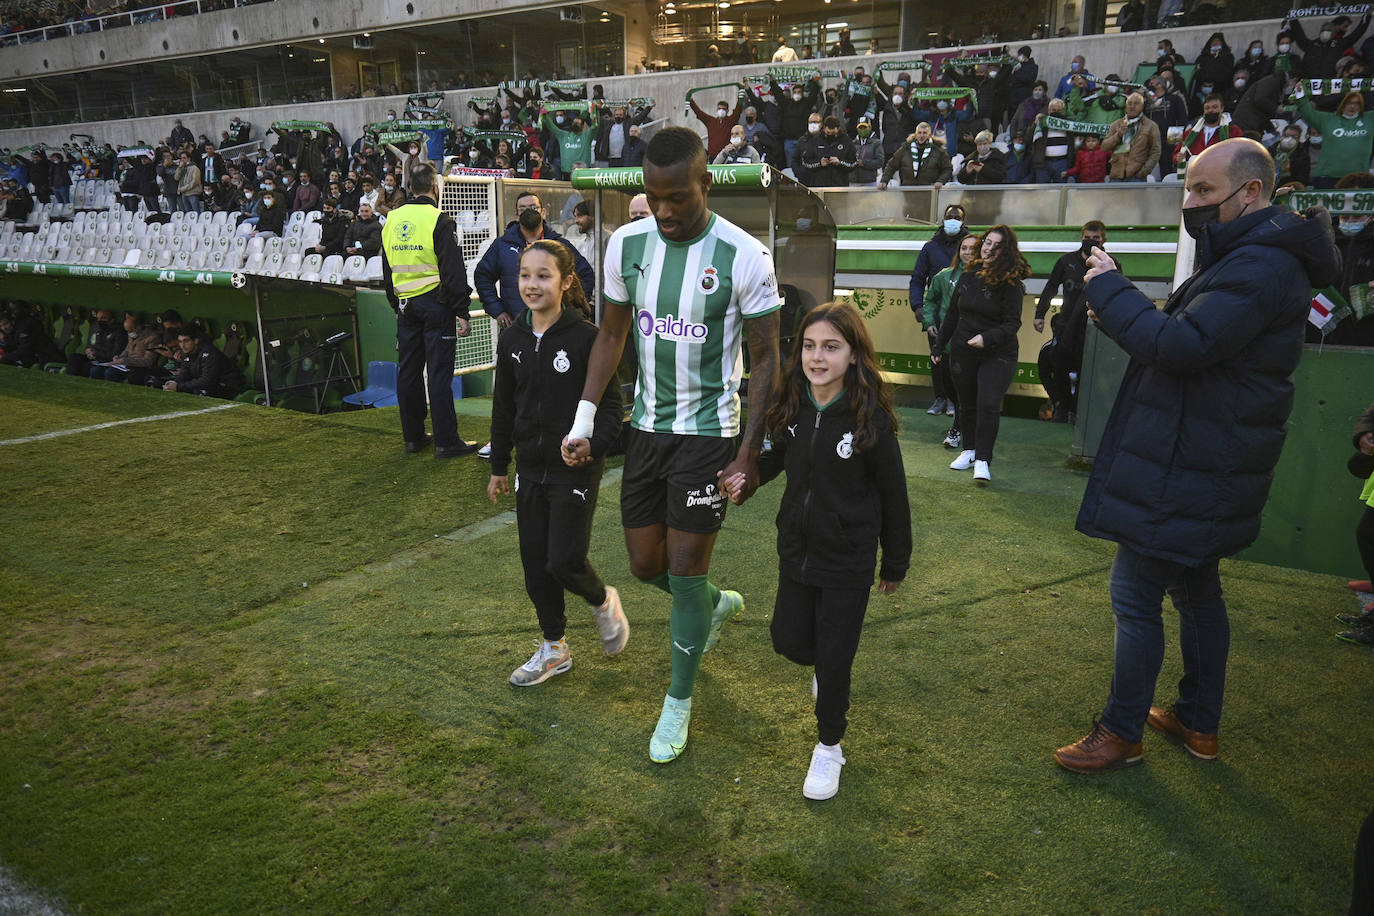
[0,0,275,44]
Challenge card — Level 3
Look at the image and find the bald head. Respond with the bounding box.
[1194,137,1275,198]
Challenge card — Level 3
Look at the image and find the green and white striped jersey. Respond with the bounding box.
[603,213,781,437]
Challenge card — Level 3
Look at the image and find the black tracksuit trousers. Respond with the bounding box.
[771,575,872,746]
[516,475,607,642]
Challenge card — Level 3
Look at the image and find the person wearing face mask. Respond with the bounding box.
[713,124,762,165]
[1007,46,1040,121]
[956,130,1007,185]
[1286,13,1370,79]
[1055,56,1094,100]
[873,77,915,162]
[475,190,595,332]
[1317,172,1374,346]
[1187,80,1216,121]
[1244,41,1274,81]
[1221,67,1251,112]
[1102,92,1161,181]
[907,203,969,319]
[1085,75,1127,126]
[1267,125,1311,186]
[254,184,286,237]
[1189,33,1235,102]
[771,74,821,178]
[1271,31,1302,79]
[852,118,885,185]
[622,125,648,168]
[687,88,742,160]
[944,56,1012,135]
[376,173,407,216]
[541,106,601,180]
[594,106,632,167]
[1054,138,1340,775]
[877,120,952,191]
[1029,98,1073,183]
[66,308,122,377]
[1034,221,1118,422]
[1010,80,1050,143]
[798,115,856,187]
[1147,71,1190,169]
[1174,96,1243,176]
[737,104,777,166]
[1146,39,1183,73]
[1297,90,1374,188]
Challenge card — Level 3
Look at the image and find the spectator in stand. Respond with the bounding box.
[772,35,798,63]
[1288,13,1371,78]
[157,151,180,212]
[309,199,349,258]
[163,327,243,399]
[49,152,71,205]
[878,121,953,190]
[170,119,194,151]
[1316,173,1374,346]
[198,140,226,187]
[1268,123,1311,187]
[627,193,651,221]
[1147,70,1190,170]
[1030,97,1073,183]
[1010,80,1049,144]
[566,199,598,267]
[1008,47,1040,122]
[345,201,382,259]
[688,89,742,160]
[957,130,1007,184]
[474,190,594,331]
[94,311,163,385]
[377,172,406,216]
[1243,39,1274,81]
[292,168,321,212]
[1232,71,1287,138]
[908,203,970,317]
[799,115,856,187]
[1088,78,1128,126]
[594,106,633,167]
[947,58,1013,135]
[829,27,856,58]
[67,308,121,377]
[1063,133,1108,183]
[773,74,821,178]
[255,185,286,237]
[714,124,762,164]
[622,125,647,168]
[358,176,380,213]
[542,107,600,180]
[1272,31,1303,80]
[337,176,361,213]
[1190,32,1235,100]
[175,151,204,213]
[1175,95,1244,176]
[874,80,916,164]
[1063,72,1097,122]
[1150,38,1185,74]
[1005,131,1034,183]
[134,153,159,213]
[1055,57,1093,99]
[853,117,884,185]
[740,106,777,166]
[1103,92,1160,181]
[1222,68,1251,113]
[212,174,244,214]
[522,147,553,179]
[1299,89,1374,186]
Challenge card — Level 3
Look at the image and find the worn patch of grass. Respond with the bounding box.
[1,370,1370,914]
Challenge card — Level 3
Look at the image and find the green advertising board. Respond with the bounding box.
[570,164,775,190]
[1,260,246,288]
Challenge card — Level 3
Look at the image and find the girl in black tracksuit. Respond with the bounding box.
[726,301,911,800]
[934,224,1032,484]
[488,240,625,687]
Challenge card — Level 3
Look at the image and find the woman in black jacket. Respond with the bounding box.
[934,225,1031,484]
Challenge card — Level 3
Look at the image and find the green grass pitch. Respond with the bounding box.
[1,365,1370,914]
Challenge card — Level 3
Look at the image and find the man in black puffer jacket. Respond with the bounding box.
[1054,138,1341,774]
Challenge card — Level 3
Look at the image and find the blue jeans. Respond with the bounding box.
[1034,157,1068,183]
[784,138,800,176]
[1101,544,1229,743]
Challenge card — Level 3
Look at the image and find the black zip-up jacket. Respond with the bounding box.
[757,391,911,588]
[171,341,244,397]
[936,272,1025,359]
[489,307,622,484]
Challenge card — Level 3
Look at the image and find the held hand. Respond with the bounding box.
[877,181,888,190]
[487,475,510,504]
[878,579,899,594]
[496,313,514,330]
[457,317,471,337]
[162,381,176,391]
[1361,432,1374,456]
[932,181,945,191]
[1033,318,1045,333]
[561,436,592,467]
[930,352,942,365]
[718,470,749,505]
[719,455,759,503]
[1084,245,1116,283]
[967,334,985,348]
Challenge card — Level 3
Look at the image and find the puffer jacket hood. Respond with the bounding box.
[1195,204,1340,289]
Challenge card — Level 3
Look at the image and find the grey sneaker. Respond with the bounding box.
[509,640,572,686]
[593,586,629,655]
[1336,607,1374,628]
[704,589,744,653]
[1336,625,1374,647]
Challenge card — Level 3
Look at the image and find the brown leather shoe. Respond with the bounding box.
[1053,720,1143,774]
[1147,706,1218,760]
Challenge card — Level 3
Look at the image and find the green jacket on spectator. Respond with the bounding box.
[922,260,964,343]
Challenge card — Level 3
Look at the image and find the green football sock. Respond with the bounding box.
[642,571,672,594]
[667,574,711,700]
[706,581,721,609]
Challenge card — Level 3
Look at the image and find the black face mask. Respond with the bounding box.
[1203,111,1221,125]
[1080,238,1102,256]
[1181,181,1248,239]
[518,208,543,231]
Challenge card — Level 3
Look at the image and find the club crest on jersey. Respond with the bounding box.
[636,309,708,343]
[836,432,854,459]
[698,265,719,294]
[553,349,570,373]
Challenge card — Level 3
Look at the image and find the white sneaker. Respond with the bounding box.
[509,639,572,686]
[592,585,629,655]
[802,743,846,800]
[949,449,976,470]
[477,441,492,459]
[973,459,991,485]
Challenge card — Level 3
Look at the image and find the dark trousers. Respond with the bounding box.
[395,295,461,447]
[950,347,1017,462]
[516,475,607,641]
[1101,544,1228,743]
[1038,338,1075,414]
[771,574,872,746]
[930,341,954,402]
[1358,507,1374,582]
[1353,809,1374,915]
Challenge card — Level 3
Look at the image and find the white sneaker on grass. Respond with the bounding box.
[593,585,629,655]
[477,441,492,459]
[973,459,991,485]
[704,589,744,653]
[649,694,692,763]
[509,639,571,686]
[803,743,846,800]
[949,449,976,470]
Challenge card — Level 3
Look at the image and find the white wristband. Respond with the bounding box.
[567,399,598,441]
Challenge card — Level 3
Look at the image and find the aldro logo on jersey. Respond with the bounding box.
[637,309,709,343]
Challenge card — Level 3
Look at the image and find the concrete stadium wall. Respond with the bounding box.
[0,19,1284,152]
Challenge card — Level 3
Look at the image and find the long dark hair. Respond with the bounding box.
[971,223,1032,287]
[519,240,591,320]
[765,301,897,453]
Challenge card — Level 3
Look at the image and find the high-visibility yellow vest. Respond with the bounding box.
[381,201,443,298]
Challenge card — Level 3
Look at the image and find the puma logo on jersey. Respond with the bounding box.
[787,423,798,437]
[510,350,522,364]
[631,262,648,276]
[572,487,588,501]
[673,640,696,656]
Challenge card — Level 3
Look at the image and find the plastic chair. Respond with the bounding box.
[123,249,142,267]
[321,254,343,275]
[342,361,400,408]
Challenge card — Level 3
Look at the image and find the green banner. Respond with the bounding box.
[876,59,930,74]
[1287,4,1370,16]
[544,100,589,112]
[596,97,655,111]
[467,97,497,109]
[768,65,821,83]
[1284,189,1374,214]
[1042,116,1110,136]
[570,164,774,190]
[376,130,424,146]
[271,120,331,132]
[366,118,451,134]
[499,79,540,92]
[0,261,247,288]
[944,54,1012,68]
[1099,78,1145,93]
[543,79,585,95]
[909,87,976,101]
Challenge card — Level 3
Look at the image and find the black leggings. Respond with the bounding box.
[516,476,607,642]
[950,347,1017,462]
[1358,506,1374,583]
[771,575,872,746]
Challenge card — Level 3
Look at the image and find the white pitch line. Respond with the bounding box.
[0,402,242,446]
